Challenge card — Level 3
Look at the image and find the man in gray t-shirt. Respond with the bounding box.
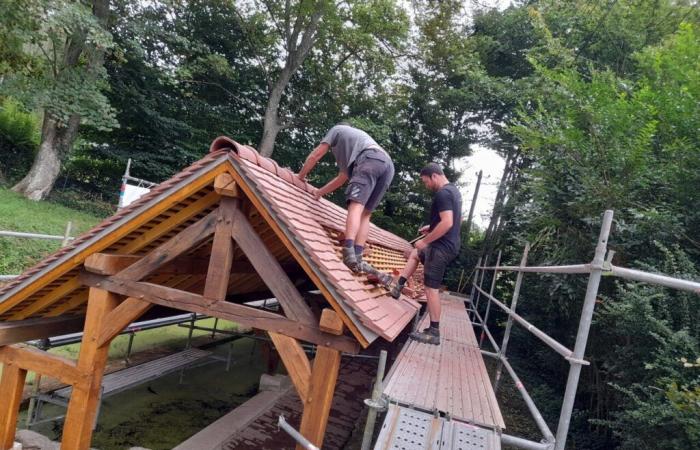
[297,123,394,284]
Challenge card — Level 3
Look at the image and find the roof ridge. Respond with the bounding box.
[210,136,315,195]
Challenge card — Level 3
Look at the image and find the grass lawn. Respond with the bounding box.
[0,188,105,275]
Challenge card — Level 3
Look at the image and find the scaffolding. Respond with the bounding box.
[468,210,700,450]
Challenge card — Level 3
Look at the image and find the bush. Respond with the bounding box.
[0,98,40,183]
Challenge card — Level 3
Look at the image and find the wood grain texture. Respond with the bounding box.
[231,206,315,324]
[0,363,27,449]
[61,288,120,450]
[80,272,359,354]
[0,345,81,386]
[269,332,311,402]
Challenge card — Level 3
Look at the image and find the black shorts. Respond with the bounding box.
[345,149,395,211]
[419,245,457,289]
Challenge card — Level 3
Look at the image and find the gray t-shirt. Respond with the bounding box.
[321,125,381,175]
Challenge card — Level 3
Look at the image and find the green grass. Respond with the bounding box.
[0,188,105,275]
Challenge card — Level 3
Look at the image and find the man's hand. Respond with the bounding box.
[313,188,324,201]
[419,225,430,235]
[297,173,306,182]
[414,238,427,251]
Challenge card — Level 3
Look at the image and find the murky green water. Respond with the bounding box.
[25,331,266,450]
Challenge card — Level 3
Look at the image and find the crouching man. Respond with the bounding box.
[297,122,394,286]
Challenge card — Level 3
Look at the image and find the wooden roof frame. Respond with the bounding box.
[0,138,424,449]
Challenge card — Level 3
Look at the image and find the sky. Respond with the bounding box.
[452,0,512,230]
[455,145,505,230]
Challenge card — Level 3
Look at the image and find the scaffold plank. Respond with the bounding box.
[374,404,501,450]
[383,295,505,430]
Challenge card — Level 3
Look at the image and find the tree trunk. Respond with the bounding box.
[259,77,288,157]
[12,0,110,200]
[257,5,324,157]
[12,114,80,200]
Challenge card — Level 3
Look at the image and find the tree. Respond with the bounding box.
[239,0,408,157]
[2,0,117,200]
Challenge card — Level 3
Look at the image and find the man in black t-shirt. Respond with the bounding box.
[391,163,462,345]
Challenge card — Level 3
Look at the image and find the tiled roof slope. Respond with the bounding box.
[0,151,228,299]
[211,137,421,341]
[0,138,421,344]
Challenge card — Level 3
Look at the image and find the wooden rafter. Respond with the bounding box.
[115,209,219,282]
[0,315,85,346]
[0,162,228,315]
[223,162,371,347]
[231,204,315,324]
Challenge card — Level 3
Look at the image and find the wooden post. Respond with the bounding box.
[297,309,344,449]
[61,288,120,450]
[0,363,27,450]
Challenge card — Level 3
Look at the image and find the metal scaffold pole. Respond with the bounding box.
[494,243,530,392]
[554,210,614,450]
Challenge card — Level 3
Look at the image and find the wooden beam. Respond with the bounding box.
[84,253,141,275]
[269,332,311,402]
[214,173,239,197]
[0,345,82,386]
[84,253,301,277]
[203,197,237,302]
[320,308,344,335]
[96,297,152,347]
[224,164,371,348]
[0,363,27,450]
[80,272,359,354]
[298,309,344,449]
[118,189,221,254]
[61,288,120,450]
[231,207,315,324]
[9,277,82,320]
[0,315,85,346]
[115,209,219,281]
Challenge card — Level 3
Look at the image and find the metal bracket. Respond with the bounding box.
[602,250,616,275]
[565,356,590,366]
[364,396,388,412]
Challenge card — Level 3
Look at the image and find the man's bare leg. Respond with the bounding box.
[355,209,372,248]
[409,286,441,345]
[425,287,441,322]
[345,201,365,242]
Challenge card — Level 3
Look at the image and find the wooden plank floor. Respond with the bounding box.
[383,294,505,430]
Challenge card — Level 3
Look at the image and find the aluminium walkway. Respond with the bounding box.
[376,294,503,449]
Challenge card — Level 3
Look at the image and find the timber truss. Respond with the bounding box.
[0,173,358,450]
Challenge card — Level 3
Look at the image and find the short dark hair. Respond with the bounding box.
[420,163,444,177]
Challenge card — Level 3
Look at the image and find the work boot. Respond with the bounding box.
[363,264,393,288]
[356,254,372,274]
[409,328,440,345]
[342,246,360,273]
[390,282,405,299]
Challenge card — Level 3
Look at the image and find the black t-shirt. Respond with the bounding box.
[428,183,462,256]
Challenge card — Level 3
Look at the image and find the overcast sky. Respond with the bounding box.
[454,0,511,229]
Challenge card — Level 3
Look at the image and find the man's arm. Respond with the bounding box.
[314,171,348,200]
[298,142,330,180]
[415,210,453,250]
